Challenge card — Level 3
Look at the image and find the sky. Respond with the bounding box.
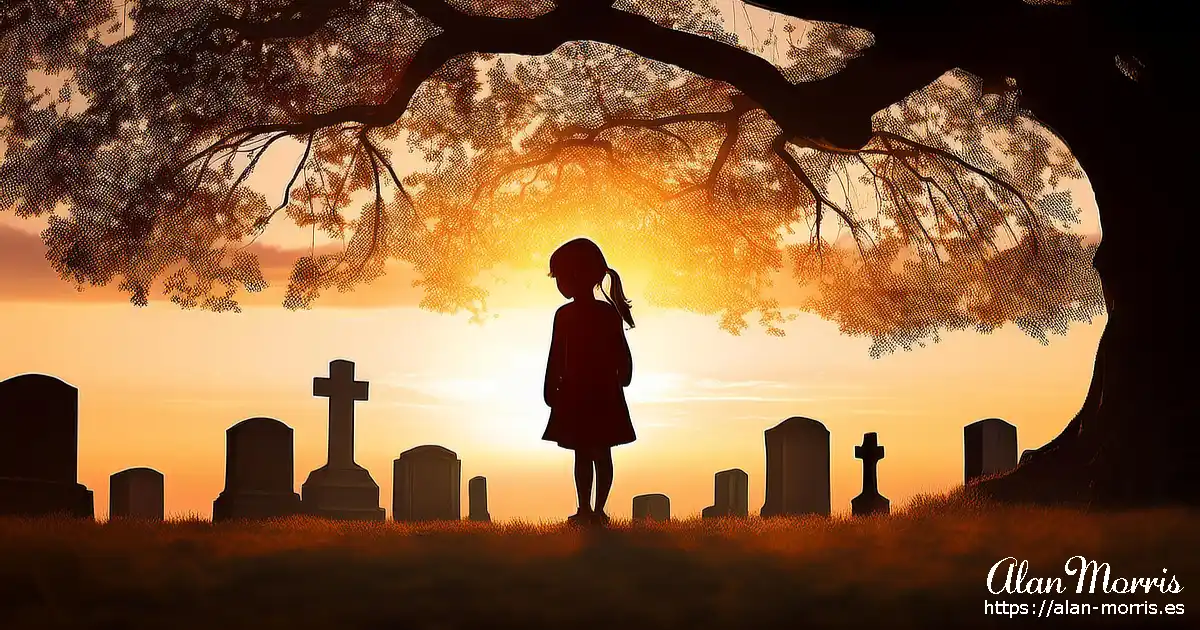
[0,209,1104,522]
[0,1,1107,522]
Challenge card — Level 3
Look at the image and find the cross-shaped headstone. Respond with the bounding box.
[855,432,885,494]
[851,431,889,516]
[314,359,369,470]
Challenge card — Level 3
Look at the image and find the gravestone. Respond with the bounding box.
[851,433,889,516]
[110,467,164,521]
[701,468,748,518]
[0,374,94,518]
[1020,449,1036,464]
[468,475,490,522]
[964,418,1018,484]
[632,493,671,521]
[393,445,461,522]
[212,417,302,521]
[760,416,830,517]
[301,359,385,521]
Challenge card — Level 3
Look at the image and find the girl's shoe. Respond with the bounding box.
[567,508,593,525]
[590,510,610,526]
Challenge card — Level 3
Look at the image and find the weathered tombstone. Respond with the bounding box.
[964,418,1018,484]
[1020,449,1036,465]
[468,475,490,522]
[760,416,830,517]
[301,359,385,521]
[393,445,461,522]
[0,374,94,518]
[212,417,302,521]
[701,468,748,518]
[851,433,889,516]
[632,493,671,521]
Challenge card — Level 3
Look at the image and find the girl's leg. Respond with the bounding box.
[593,447,614,514]
[573,449,595,513]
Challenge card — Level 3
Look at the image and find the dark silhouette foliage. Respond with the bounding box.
[1,0,1102,356]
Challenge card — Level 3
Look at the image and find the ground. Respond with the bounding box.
[0,493,1194,629]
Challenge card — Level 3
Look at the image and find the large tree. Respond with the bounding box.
[1,0,1190,506]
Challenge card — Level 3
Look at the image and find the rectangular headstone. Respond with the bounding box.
[632,493,670,520]
[468,475,490,522]
[0,374,94,518]
[702,468,747,518]
[212,417,301,521]
[110,467,164,521]
[964,418,1018,484]
[761,416,830,517]
[393,445,461,522]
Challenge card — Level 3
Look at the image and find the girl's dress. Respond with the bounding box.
[541,299,636,450]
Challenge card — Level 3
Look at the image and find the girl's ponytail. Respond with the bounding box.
[601,267,635,329]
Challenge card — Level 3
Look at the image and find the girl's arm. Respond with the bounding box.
[617,313,633,388]
[543,309,566,407]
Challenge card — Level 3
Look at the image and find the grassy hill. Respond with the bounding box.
[0,493,1193,629]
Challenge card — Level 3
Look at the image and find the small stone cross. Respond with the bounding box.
[852,432,889,516]
[855,432,884,494]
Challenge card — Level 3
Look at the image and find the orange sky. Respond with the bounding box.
[0,211,1105,521]
[0,1,1107,522]
[0,298,1106,522]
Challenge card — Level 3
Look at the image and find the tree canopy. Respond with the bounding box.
[0,0,1103,356]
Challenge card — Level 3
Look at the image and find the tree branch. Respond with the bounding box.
[877,131,1040,254]
[470,138,609,208]
[772,135,861,237]
[182,0,1051,286]
[193,0,958,161]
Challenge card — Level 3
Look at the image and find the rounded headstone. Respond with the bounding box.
[761,416,831,517]
[393,445,461,522]
[0,374,93,518]
[468,475,490,522]
[0,374,80,484]
[766,416,830,436]
[212,417,301,522]
[110,467,165,521]
[224,417,295,494]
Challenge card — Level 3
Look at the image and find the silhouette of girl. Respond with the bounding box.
[542,237,636,526]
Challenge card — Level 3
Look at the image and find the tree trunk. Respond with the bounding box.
[973,48,1198,507]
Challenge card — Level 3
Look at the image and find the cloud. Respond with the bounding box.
[0,224,116,302]
[841,408,920,416]
[0,224,427,307]
[0,220,1104,313]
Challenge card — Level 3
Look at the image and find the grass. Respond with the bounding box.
[0,492,1195,629]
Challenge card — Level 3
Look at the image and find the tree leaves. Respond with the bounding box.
[0,0,1103,355]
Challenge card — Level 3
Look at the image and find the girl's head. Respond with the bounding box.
[549,238,635,329]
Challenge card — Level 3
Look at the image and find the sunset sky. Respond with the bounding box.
[0,1,1107,522]
[0,203,1104,522]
